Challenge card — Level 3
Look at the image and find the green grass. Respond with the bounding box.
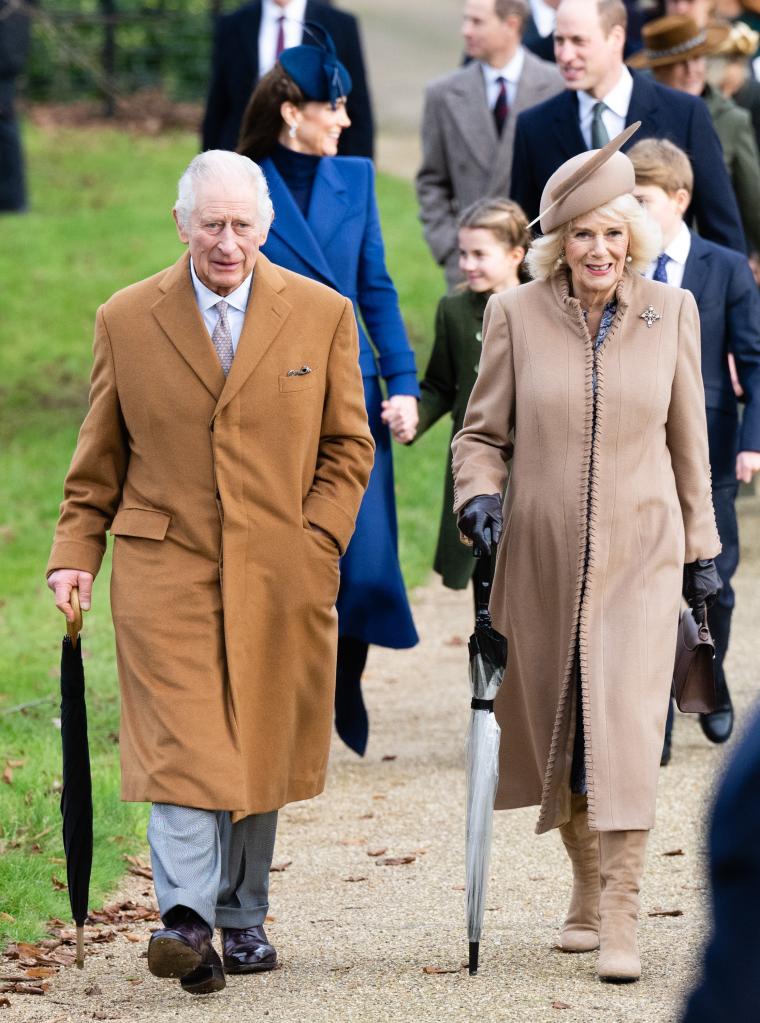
[0,124,452,946]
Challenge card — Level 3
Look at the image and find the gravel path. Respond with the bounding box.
[6,498,759,1023]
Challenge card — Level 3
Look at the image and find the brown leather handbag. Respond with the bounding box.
[672,605,718,714]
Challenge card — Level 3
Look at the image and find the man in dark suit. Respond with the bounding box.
[511,0,746,253]
[681,701,760,1021]
[0,0,31,212]
[630,137,760,750]
[202,0,374,158]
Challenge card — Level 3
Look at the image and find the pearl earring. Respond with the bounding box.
[288,123,297,139]
[626,254,633,263]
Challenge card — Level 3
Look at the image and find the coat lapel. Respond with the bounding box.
[152,252,226,401]
[307,158,351,252]
[213,253,292,418]
[262,158,338,287]
[681,232,710,304]
[551,90,586,159]
[625,72,661,136]
[239,2,262,82]
[444,62,497,173]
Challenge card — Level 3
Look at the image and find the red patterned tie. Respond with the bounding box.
[275,15,286,60]
[493,77,508,136]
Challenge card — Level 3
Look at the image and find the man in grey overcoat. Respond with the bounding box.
[416,0,562,288]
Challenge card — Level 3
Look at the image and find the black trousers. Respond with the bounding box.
[0,77,26,212]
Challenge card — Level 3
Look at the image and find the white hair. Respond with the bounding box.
[525,193,661,281]
[174,150,274,233]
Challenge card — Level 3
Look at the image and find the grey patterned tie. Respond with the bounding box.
[211,299,234,376]
[591,101,609,149]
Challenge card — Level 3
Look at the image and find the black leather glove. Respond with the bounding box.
[683,558,722,610]
[457,494,503,555]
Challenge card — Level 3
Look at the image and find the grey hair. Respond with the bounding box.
[174,150,274,233]
[524,193,661,281]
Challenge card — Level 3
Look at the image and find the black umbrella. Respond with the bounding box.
[465,541,507,976]
[59,586,92,968]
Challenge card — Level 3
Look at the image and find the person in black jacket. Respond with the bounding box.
[202,0,374,159]
[0,0,31,212]
[510,0,747,253]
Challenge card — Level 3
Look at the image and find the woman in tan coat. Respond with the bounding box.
[452,128,722,983]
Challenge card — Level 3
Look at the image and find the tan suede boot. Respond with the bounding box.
[597,829,649,982]
[558,794,601,952]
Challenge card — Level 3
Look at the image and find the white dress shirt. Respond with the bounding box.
[190,259,253,354]
[481,47,526,112]
[577,65,634,149]
[529,0,556,38]
[259,0,307,78]
[643,221,691,289]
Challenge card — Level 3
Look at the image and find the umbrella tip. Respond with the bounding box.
[76,925,85,968]
[468,941,479,975]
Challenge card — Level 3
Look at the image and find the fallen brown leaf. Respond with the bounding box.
[269,860,292,872]
[366,847,387,857]
[123,933,142,943]
[6,759,25,769]
[1,767,12,785]
[381,755,397,761]
[51,875,67,891]
[376,856,416,867]
[551,1001,571,1009]
[24,967,56,979]
[422,964,462,974]
[662,849,685,857]
[648,908,684,917]
[0,996,9,1007]
[265,914,276,923]
[0,912,14,923]
[451,885,466,891]
[359,813,374,819]
[372,794,387,800]
[444,636,466,647]
[127,865,153,880]
[343,875,368,883]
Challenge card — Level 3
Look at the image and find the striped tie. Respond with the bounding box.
[211,300,234,376]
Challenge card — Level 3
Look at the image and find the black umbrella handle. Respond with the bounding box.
[473,534,495,622]
[67,587,83,648]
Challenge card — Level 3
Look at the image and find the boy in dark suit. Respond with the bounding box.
[629,137,760,751]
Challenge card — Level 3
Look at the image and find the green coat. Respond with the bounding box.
[414,289,488,589]
[704,83,760,254]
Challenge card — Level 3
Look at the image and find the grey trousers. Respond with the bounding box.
[147,804,278,931]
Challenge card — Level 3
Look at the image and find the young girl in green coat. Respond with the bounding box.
[382,197,529,591]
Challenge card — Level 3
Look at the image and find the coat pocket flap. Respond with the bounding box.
[110,507,171,540]
[279,371,317,393]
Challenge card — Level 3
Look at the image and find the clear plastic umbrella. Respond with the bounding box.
[466,543,507,975]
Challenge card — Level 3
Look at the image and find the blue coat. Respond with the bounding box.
[511,72,747,254]
[261,155,419,649]
[682,702,760,1022]
[682,232,760,484]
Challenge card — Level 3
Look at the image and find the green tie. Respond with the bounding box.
[591,101,609,149]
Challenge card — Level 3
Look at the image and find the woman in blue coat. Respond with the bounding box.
[237,31,419,756]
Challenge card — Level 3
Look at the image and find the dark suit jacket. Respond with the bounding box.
[682,701,760,1022]
[202,0,374,158]
[682,232,760,480]
[511,71,747,253]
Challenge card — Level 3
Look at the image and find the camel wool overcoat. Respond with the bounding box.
[47,252,375,819]
[452,269,720,835]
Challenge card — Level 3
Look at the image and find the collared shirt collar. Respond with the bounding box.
[262,0,307,25]
[481,46,526,86]
[190,258,253,314]
[664,220,692,267]
[577,64,633,124]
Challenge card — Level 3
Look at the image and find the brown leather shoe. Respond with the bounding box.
[148,908,213,979]
[180,942,226,995]
[221,925,278,973]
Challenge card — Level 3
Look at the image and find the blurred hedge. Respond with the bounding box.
[25,0,238,103]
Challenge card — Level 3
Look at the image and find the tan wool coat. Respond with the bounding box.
[48,252,375,820]
[452,270,720,834]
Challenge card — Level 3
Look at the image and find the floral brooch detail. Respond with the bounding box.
[639,305,661,329]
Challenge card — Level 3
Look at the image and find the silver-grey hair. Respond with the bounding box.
[524,193,661,281]
[174,150,274,232]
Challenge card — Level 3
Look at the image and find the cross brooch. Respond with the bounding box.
[640,305,661,329]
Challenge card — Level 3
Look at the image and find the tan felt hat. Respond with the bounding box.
[627,15,730,69]
[533,121,640,235]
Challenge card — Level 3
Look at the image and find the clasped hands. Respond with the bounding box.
[380,395,419,445]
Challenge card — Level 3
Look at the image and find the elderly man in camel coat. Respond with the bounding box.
[46,150,374,995]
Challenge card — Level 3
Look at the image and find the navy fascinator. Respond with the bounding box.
[279,23,353,108]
